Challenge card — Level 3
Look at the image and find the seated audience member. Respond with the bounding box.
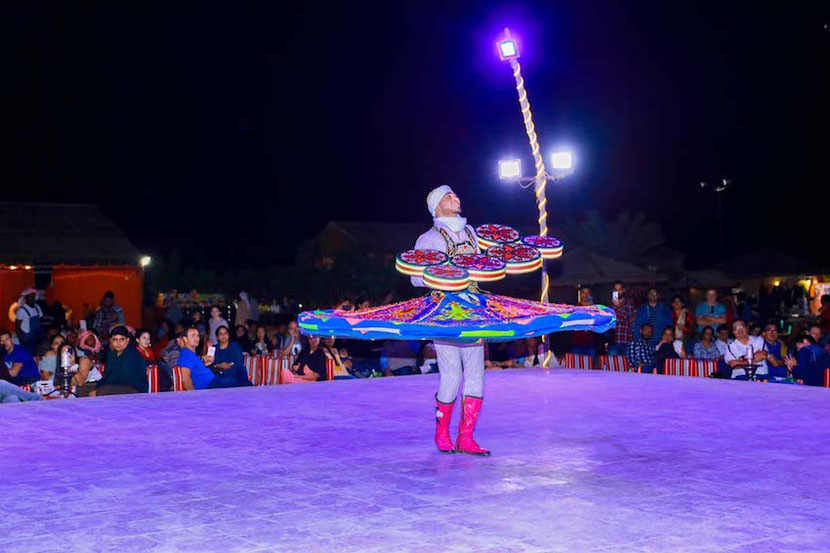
[634,288,672,348]
[63,328,78,348]
[655,326,682,374]
[153,320,172,358]
[77,330,103,364]
[693,326,721,361]
[808,324,828,349]
[178,327,249,390]
[35,327,61,356]
[250,325,272,356]
[159,331,186,376]
[191,310,208,336]
[820,294,830,335]
[136,330,156,363]
[294,336,329,381]
[517,336,548,368]
[627,324,656,373]
[234,325,252,354]
[415,341,438,374]
[381,340,417,376]
[208,306,229,344]
[785,333,830,387]
[723,319,769,380]
[280,320,305,358]
[670,295,695,345]
[1,330,39,386]
[38,334,66,380]
[486,341,514,369]
[762,323,788,378]
[55,343,91,389]
[321,336,355,380]
[714,324,730,357]
[91,326,148,396]
[211,325,251,385]
[695,288,727,334]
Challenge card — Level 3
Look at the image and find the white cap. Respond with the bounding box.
[427,185,453,217]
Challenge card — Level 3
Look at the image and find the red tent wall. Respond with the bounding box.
[1,268,35,332]
[47,266,142,329]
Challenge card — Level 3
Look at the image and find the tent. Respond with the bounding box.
[0,202,144,332]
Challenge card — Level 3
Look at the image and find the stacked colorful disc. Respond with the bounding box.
[486,243,543,274]
[520,235,564,259]
[395,249,449,276]
[422,265,471,291]
[475,224,520,250]
[450,254,507,282]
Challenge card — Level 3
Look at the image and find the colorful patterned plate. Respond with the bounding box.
[520,235,564,259]
[423,264,470,292]
[475,224,520,250]
[486,243,543,274]
[395,249,449,276]
[451,254,507,282]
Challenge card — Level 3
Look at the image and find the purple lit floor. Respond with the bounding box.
[3,370,829,552]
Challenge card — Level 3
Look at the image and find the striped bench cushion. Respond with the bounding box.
[598,355,629,372]
[564,353,593,370]
[172,366,186,391]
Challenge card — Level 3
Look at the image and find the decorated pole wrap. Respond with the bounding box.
[502,27,553,364]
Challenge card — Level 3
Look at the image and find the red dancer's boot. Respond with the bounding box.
[455,396,490,456]
[434,394,456,454]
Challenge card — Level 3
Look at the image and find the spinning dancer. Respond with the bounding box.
[413,185,489,455]
[298,187,616,457]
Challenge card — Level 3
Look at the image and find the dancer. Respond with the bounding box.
[299,187,616,456]
[412,185,488,455]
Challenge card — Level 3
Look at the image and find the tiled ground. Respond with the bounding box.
[2,370,828,552]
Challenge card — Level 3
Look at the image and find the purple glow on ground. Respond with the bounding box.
[2,370,828,552]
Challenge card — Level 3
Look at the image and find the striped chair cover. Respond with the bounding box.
[325,358,335,381]
[242,354,257,383]
[597,355,629,372]
[563,353,593,370]
[694,359,717,378]
[276,355,295,385]
[824,368,830,388]
[146,365,161,393]
[257,357,280,386]
[664,358,695,377]
[172,366,186,391]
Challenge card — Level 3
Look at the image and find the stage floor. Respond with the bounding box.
[2,370,829,552]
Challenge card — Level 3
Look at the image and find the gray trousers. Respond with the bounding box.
[0,380,41,403]
[434,342,485,403]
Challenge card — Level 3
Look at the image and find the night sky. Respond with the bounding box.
[3,2,828,269]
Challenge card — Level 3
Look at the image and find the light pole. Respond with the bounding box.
[497,28,557,303]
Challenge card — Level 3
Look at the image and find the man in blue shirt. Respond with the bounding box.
[785,333,830,387]
[634,288,671,348]
[0,330,39,386]
[178,328,247,390]
[695,289,727,334]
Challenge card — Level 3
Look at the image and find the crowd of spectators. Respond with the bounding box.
[3,283,830,403]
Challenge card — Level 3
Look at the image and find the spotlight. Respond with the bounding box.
[498,159,522,180]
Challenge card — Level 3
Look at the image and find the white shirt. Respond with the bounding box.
[16,303,43,334]
[723,336,767,379]
[714,339,729,356]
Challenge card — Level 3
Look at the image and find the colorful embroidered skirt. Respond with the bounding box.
[299,291,616,343]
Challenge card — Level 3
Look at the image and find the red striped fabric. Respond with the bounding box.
[326,358,335,380]
[598,355,629,372]
[824,368,830,388]
[693,359,717,378]
[564,353,592,370]
[146,365,160,393]
[172,366,185,391]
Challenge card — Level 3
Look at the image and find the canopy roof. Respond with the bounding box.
[0,202,140,266]
[547,247,663,286]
